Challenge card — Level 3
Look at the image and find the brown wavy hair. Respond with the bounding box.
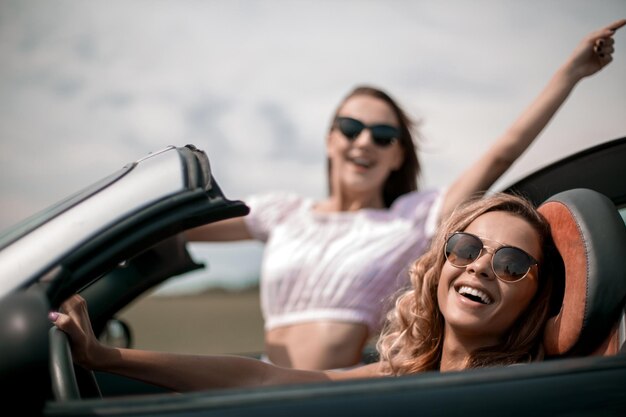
[376,193,562,375]
[326,85,421,207]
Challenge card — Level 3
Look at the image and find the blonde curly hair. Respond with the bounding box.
[376,193,561,375]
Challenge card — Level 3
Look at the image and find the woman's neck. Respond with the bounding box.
[439,341,471,372]
[440,328,500,372]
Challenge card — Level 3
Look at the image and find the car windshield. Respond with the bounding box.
[0,166,132,250]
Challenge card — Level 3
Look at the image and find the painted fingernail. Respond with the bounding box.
[48,311,59,322]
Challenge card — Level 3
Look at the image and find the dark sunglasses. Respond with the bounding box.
[334,117,400,147]
[444,232,539,283]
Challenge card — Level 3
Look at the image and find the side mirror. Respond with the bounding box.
[99,318,132,348]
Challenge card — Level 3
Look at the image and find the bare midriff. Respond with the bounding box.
[265,321,370,370]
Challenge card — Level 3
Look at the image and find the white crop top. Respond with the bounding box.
[243,189,443,334]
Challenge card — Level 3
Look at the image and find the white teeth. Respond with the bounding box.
[349,157,372,168]
[458,285,493,305]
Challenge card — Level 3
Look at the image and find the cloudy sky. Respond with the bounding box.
[0,1,624,290]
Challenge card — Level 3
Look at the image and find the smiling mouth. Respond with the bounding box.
[347,156,373,168]
[456,285,493,305]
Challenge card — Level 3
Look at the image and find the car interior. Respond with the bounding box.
[3,141,625,416]
[43,187,626,406]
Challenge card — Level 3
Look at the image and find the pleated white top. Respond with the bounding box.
[244,189,443,334]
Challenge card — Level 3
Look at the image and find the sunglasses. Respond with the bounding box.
[444,232,539,283]
[334,117,400,147]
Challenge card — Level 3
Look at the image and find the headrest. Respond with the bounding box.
[538,188,626,356]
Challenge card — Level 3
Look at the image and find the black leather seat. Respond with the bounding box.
[538,188,626,357]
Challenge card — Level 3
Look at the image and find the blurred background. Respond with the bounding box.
[0,0,625,352]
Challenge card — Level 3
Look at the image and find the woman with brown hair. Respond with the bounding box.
[377,193,559,374]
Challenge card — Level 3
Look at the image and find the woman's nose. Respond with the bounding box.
[465,250,496,279]
[352,128,375,147]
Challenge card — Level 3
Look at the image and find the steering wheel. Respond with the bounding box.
[49,326,81,400]
[49,326,102,400]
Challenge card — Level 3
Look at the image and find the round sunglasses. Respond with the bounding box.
[444,232,539,283]
[334,117,400,147]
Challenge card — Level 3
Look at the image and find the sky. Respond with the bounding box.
[1,0,625,292]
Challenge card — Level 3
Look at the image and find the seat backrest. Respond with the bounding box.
[538,188,626,357]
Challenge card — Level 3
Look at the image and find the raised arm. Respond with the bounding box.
[440,19,625,220]
[50,295,381,392]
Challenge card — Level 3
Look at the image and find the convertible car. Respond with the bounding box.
[1,139,625,416]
